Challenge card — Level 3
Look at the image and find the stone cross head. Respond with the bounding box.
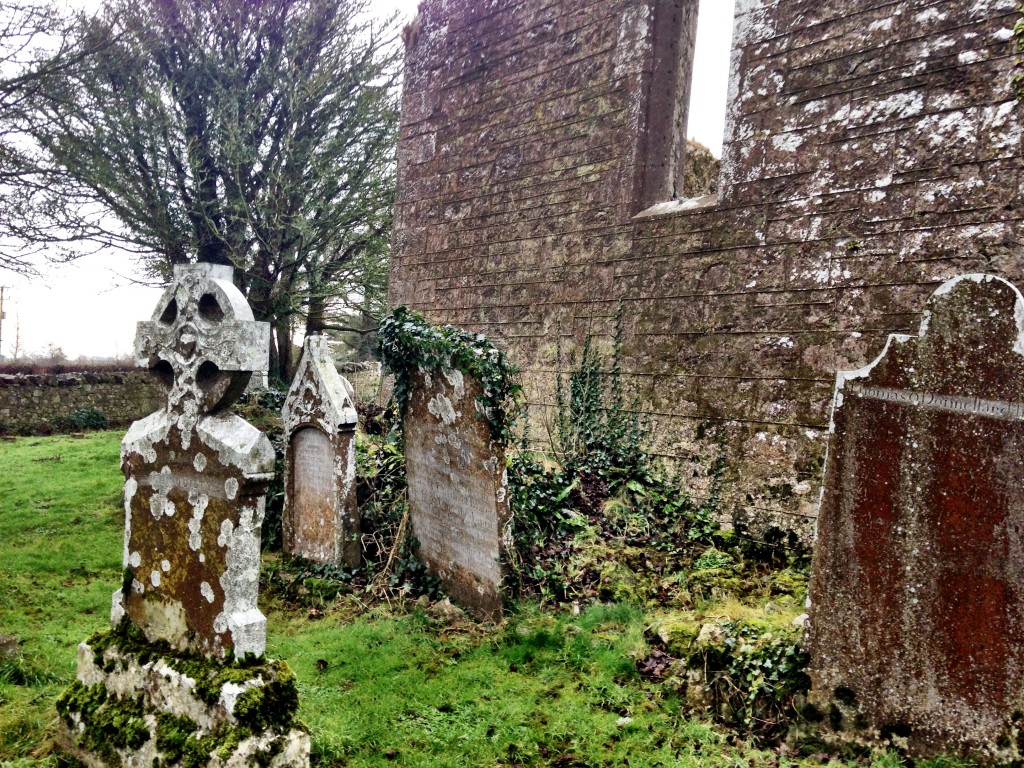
[136,264,269,418]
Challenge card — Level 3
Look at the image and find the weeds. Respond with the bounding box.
[0,655,61,688]
[702,619,810,740]
[508,323,734,608]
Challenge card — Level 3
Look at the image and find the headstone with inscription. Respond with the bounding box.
[404,367,509,620]
[806,274,1024,762]
[59,264,309,768]
[282,335,360,566]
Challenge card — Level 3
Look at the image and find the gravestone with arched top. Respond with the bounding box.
[282,335,360,566]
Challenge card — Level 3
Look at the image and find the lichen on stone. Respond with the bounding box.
[57,627,306,767]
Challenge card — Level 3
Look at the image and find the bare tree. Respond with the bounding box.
[10,313,21,360]
[12,0,401,378]
[0,0,95,275]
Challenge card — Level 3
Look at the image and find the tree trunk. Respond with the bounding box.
[268,330,279,384]
[275,321,293,384]
[305,292,327,338]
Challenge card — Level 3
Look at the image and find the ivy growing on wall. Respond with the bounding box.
[377,307,522,442]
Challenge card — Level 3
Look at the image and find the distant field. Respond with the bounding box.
[0,433,953,768]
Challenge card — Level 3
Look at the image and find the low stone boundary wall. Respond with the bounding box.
[0,371,162,434]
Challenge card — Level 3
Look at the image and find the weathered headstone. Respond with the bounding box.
[118,264,274,656]
[404,366,509,620]
[807,274,1024,761]
[58,264,309,768]
[282,335,359,566]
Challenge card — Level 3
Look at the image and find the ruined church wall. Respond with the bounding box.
[390,0,1024,540]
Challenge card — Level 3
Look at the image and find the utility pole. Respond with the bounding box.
[0,286,6,362]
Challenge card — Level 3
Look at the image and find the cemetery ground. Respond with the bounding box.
[0,429,970,768]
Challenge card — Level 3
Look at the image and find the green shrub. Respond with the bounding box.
[697,619,810,742]
[53,408,108,432]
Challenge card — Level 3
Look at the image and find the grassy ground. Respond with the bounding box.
[0,432,123,762]
[0,433,962,768]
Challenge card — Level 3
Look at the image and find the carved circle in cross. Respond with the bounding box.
[137,265,267,415]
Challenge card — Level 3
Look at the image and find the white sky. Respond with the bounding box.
[1,0,736,360]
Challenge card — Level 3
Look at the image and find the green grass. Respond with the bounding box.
[0,432,124,762]
[0,433,975,768]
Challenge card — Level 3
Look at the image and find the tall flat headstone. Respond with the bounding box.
[59,264,309,768]
[404,367,509,620]
[282,336,359,566]
[807,274,1024,762]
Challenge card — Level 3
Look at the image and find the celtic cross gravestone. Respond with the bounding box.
[117,263,275,657]
[59,264,309,768]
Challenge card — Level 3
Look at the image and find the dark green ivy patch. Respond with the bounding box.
[377,306,522,442]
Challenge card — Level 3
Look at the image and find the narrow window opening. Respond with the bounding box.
[638,0,737,211]
[681,0,737,198]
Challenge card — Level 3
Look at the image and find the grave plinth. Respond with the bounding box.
[404,367,509,620]
[807,274,1024,762]
[282,336,360,566]
[59,264,309,768]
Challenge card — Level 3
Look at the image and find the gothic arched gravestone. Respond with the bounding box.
[282,336,360,566]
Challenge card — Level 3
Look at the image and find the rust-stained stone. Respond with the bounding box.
[807,274,1024,761]
[404,367,509,621]
[117,264,275,659]
[281,336,359,566]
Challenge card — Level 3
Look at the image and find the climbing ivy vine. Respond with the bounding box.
[377,307,522,442]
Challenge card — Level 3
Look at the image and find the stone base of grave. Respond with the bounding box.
[56,630,309,768]
[794,696,1024,765]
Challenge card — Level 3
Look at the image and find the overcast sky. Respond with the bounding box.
[1,0,736,360]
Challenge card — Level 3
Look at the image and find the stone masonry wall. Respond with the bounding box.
[0,371,162,433]
[389,0,1024,541]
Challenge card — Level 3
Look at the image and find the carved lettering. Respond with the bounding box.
[141,469,229,499]
[847,383,1024,421]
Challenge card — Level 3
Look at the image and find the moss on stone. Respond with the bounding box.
[62,619,303,766]
[154,712,200,764]
[153,713,254,768]
[767,568,807,598]
[233,663,299,732]
[87,617,298,726]
[655,615,700,657]
[88,615,162,669]
[56,680,150,766]
[596,559,646,603]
